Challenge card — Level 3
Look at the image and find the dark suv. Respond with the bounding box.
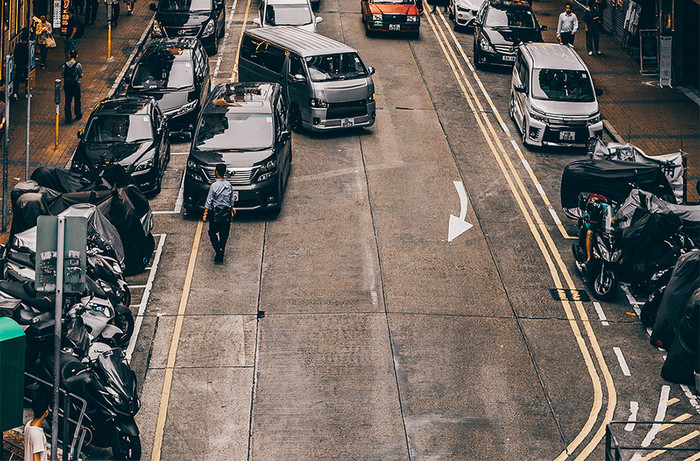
[149,0,226,55]
[473,0,545,68]
[184,82,292,213]
[71,97,170,194]
[126,38,210,137]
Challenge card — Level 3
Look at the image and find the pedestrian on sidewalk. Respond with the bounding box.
[64,9,80,60]
[61,50,83,124]
[583,0,604,55]
[24,395,50,461]
[35,16,53,69]
[74,0,85,15]
[85,0,99,25]
[106,0,120,26]
[202,163,236,263]
[12,31,29,99]
[557,3,578,47]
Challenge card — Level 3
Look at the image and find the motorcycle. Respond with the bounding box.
[40,343,141,460]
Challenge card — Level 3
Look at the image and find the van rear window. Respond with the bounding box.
[305,53,368,82]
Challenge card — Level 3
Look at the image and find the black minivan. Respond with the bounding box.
[150,0,226,55]
[126,38,210,136]
[183,82,292,213]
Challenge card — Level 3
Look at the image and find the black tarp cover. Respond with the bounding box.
[561,159,674,219]
[617,189,700,242]
[31,165,135,193]
[660,288,699,386]
[650,250,700,350]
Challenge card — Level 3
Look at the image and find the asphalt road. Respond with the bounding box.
[111,0,700,459]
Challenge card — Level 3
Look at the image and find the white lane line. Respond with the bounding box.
[641,385,671,448]
[126,233,167,361]
[213,0,238,79]
[129,285,147,289]
[535,184,545,195]
[171,151,189,156]
[521,159,532,171]
[153,170,187,214]
[681,385,700,413]
[613,347,631,376]
[548,208,562,225]
[510,139,520,151]
[593,302,609,326]
[625,401,639,431]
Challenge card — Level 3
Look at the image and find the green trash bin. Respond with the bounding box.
[0,317,26,432]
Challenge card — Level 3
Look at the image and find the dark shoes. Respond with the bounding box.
[214,251,224,263]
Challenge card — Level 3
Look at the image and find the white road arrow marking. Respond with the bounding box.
[448,181,473,242]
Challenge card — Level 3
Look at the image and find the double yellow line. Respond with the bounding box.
[421,8,616,459]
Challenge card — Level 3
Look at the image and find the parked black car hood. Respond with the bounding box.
[190,148,274,168]
[484,27,541,47]
[80,141,154,169]
[156,11,210,28]
[129,89,192,113]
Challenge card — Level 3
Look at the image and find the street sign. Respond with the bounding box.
[35,216,87,294]
[29,40,36,69]
[5,56,14,95]
[659,36,672,87]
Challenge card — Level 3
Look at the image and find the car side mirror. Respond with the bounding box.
[514,84,526,93]
[595,88,603,97]
[280,129,291,141]
[368,66,375,75]
[292,74,306,83]
[149,3,157,11]
[77,130,83,139]
[315,16,323,23]
[253,17,261,25]
[540,24,548,31]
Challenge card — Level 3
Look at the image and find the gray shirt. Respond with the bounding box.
[557,12,579,35]
[205,178,235,209]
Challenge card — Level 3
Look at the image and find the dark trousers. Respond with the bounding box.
[110,2,120,26]
[560,31,575,46]
[64,85,81,122]
[38,44,47,67]
[85,0,99,24]
[208,220,230,254]
[586,27,600,52]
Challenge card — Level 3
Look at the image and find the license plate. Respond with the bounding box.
[502,55,516,62]
[233,190,240,202]
[559,130,576,141]
[341,118,355,127]
[389,24,400,31]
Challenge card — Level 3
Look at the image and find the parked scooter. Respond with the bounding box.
[40,343,141,460]
[572,195,621,300]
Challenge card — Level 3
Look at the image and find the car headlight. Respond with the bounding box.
[368,92,375,102]
[588,112,602,125]
[165,100,198,118]
[529,109,548,124]
[133,157,154,172]
[479,37,494,53]
[256,159,277,182]
[202,20,215,37]
[457,5,468,12]
[406,15,418,22]
[186,159,206,182]
[372,13,382,21]
[309,98,328,108]
[152,22,163,36]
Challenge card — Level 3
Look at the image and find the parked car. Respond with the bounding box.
[510,43,604,147]
[473,0,545,68]
[71,97,170,194]
[125,38,210,137]
[239,26,376,132]
[361,0,420,37]
[149,0,226,55]
[254,0,322,33]
[183,82,292,213]
[449,0,485,30]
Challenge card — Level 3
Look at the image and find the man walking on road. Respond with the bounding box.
[557,3,578,46]
[203,163,236,263]
[61,50,83,124]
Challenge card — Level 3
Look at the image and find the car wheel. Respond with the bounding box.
[154,173,162,195]
[290,105,303,133]
[509,94,515,121]
[473,44,483,68]
[521,116,529,145]
[208,34,219,56]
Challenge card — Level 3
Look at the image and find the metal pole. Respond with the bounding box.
[26,41,32,181]
[50,216,65,461]
[55,79,61,150]
[3,55,11,233]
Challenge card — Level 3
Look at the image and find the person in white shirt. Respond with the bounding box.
[24,397,49,461]
[557,3,579,46]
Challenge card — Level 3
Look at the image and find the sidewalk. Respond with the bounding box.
[533,0,699,201]
[0,2,153,240]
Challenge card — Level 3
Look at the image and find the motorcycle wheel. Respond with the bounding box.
[115,310,135,346]
[112,434,141,460]
[591,264,617,300]
[122,285,132,307]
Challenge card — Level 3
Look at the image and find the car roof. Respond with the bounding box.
[245,26,356,57]
[142,38,198,59]
[95,97,153,115]
[204,82,277,114]
[266,0,310,5]
[521,43,586,70]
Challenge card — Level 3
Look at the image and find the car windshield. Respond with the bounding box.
[485,6,536,29]
[132,59,194,90]
[370,0,414,3]
[84,115,153,143]
[195,113,274,151]
[305,53,368,82]
[159,0,211,12]
[264,4,313,25]
[532,68,595,102]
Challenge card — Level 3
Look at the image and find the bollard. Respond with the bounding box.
[54,79,61,149]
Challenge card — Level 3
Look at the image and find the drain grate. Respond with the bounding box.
[549,288,591,302]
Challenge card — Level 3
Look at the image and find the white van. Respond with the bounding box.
[254,0,322,33]
[510,43,604,147]
[239,26,376,132]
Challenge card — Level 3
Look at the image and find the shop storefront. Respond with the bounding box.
[1,0,34,81]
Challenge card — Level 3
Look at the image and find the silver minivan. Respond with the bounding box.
[254,0,322,33]
[510,43,603,147]
[239,26,376,132]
